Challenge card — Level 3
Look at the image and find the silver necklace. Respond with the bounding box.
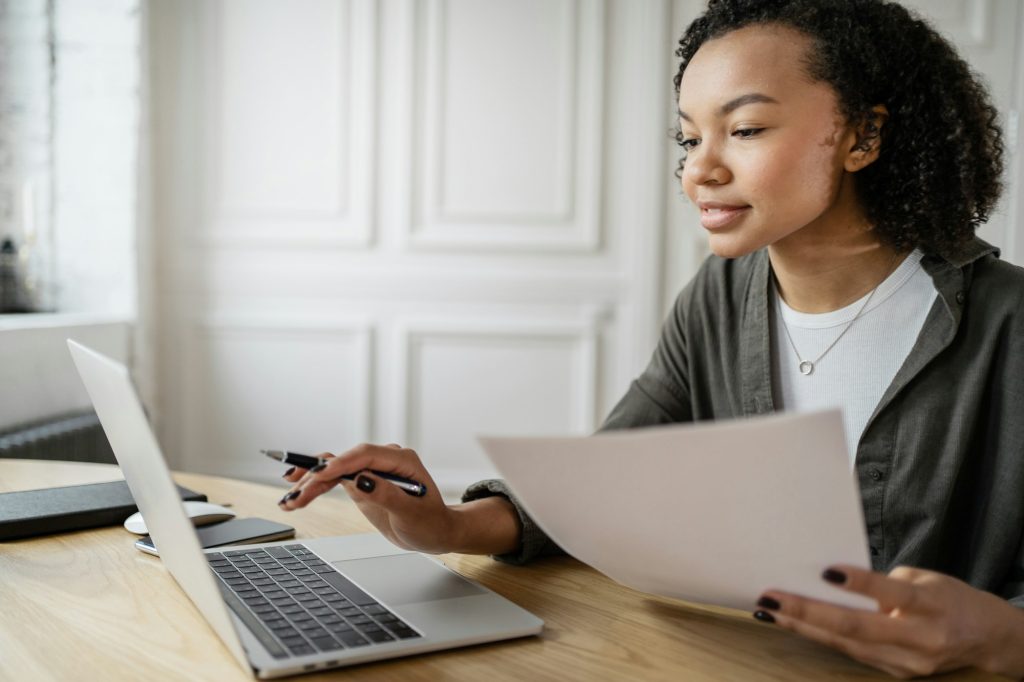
[776,278,883,377]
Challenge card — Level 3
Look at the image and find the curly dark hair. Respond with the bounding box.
[673,0,1004,255]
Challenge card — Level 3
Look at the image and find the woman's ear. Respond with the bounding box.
[845,104,889,172]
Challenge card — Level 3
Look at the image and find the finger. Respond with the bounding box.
[281,452,334,482]
[278,455,342,509]
[317,444,430,488]
[343,470,421,514]
[763,609,932,677]
[824,564,922,613]
[279,474,342,510]
[757,589,922,648]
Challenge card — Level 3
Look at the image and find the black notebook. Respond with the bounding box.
[0,480,207,541]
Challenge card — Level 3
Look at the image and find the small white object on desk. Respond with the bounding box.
[123,501,235,534]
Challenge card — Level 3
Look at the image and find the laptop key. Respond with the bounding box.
[337,631,369,647]
[389,625,420,639]
[281,635,306,647]
[311,636,344,652]
[363,629,395,643]
[289,644,315,656]
[214,580,288,659]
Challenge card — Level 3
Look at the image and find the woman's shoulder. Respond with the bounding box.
[963,245,1024,315]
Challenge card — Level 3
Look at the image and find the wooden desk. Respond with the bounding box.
[0,460,999,681]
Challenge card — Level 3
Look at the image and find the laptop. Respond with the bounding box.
[67,339,543,679]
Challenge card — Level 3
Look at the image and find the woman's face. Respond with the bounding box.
[677,24,864,258]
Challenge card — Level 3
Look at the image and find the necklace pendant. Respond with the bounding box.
[799,360,814,376]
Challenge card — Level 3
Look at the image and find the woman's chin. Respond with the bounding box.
[706,234,761,260]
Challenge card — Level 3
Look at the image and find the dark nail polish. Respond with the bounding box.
[310,463,327,473]
[285,491,301,501]
[757,596,781,610]
[823,568,847,585]
[278,494,290,505]
[356,475,375,493]
[282,467,295,478]
[753,610,776,624]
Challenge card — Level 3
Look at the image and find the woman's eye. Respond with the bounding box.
[678,137,700,151]
[733,128,764,139]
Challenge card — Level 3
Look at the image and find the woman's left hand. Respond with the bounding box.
[753,565,1024,678]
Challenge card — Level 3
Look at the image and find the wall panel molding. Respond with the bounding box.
[403,0,605,252]
[391,313,602,487]
[180,316,374,479]
[197,0,377,248]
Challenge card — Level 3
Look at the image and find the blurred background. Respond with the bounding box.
[1,0,1021,494]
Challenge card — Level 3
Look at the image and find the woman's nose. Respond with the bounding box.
[683,143,731,187]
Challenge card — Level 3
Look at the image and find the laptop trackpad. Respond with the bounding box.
[332,554,486,606]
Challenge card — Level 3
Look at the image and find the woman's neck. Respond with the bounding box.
[768,232,904,314]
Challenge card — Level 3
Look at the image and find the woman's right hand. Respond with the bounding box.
[277,443,463,554]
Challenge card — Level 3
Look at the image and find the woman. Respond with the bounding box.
[279,0,1024,676]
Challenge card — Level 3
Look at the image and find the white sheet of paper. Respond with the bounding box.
[478,409,877,611]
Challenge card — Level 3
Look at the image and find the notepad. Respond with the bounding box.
[0,479,207,540]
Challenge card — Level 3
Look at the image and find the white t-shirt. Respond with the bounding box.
[771,250,937,463]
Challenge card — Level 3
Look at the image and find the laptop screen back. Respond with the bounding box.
[67,339,250,669]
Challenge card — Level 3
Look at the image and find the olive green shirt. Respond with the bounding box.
[464,238,1024,607]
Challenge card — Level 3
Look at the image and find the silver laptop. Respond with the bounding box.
[67,339,543,679]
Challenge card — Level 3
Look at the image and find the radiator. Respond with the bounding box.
[0,411,115,464]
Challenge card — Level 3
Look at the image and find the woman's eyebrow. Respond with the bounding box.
[678,92,780,121]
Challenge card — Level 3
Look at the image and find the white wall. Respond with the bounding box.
[149,0,671,491]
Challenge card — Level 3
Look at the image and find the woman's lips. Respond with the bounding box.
[700,205,750,230]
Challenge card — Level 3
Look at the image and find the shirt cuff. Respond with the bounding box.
[461,479,563,566]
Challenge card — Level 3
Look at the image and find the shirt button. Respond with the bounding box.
[869,468,883,481]
[955,291,965,304]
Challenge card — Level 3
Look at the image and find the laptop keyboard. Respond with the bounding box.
[207,544,421,659]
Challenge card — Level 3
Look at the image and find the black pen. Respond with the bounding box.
[260,449,428,497]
